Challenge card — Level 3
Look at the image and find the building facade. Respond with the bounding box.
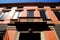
[0,2,60,40]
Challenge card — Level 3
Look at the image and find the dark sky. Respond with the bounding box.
[0,0,60,4]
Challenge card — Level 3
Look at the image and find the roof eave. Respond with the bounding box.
[0,2,60,7]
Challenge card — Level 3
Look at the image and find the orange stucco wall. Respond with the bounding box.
[4,30,16,40]
[1,6,60,40]
[45,30,58,40]
[44,6,59,24]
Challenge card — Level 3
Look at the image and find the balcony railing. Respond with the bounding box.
[10,17,43,24]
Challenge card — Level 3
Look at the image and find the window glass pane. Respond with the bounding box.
[0,13,4,18]
[0,12,5,19]
[27,10,34,22]
[54,11,60,20]
[0,12,8,20]
[27,10,34,17]
[0,13,5,20]
[13,11,20,19]
[3,12,8,19]
[19,12,22,17]
[45,12,51,19]
[40,10,47,20]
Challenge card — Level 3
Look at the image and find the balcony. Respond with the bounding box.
[15,22,50,31]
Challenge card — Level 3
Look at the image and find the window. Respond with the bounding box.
[38,5,44,8]
[50,5,56,8]
[27,10,34,22]
[19,11,22,17]
[0,11,9,20]
[53,11,60,20]
[19,10,42,22]
[40,10,47,20]
[13,11,21,19]
[40,10,51,20]
[45,11,51,20]
[6,6,12,9]
[27,10,34,17]
[19,33,40,40]
[18,6,23,8]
